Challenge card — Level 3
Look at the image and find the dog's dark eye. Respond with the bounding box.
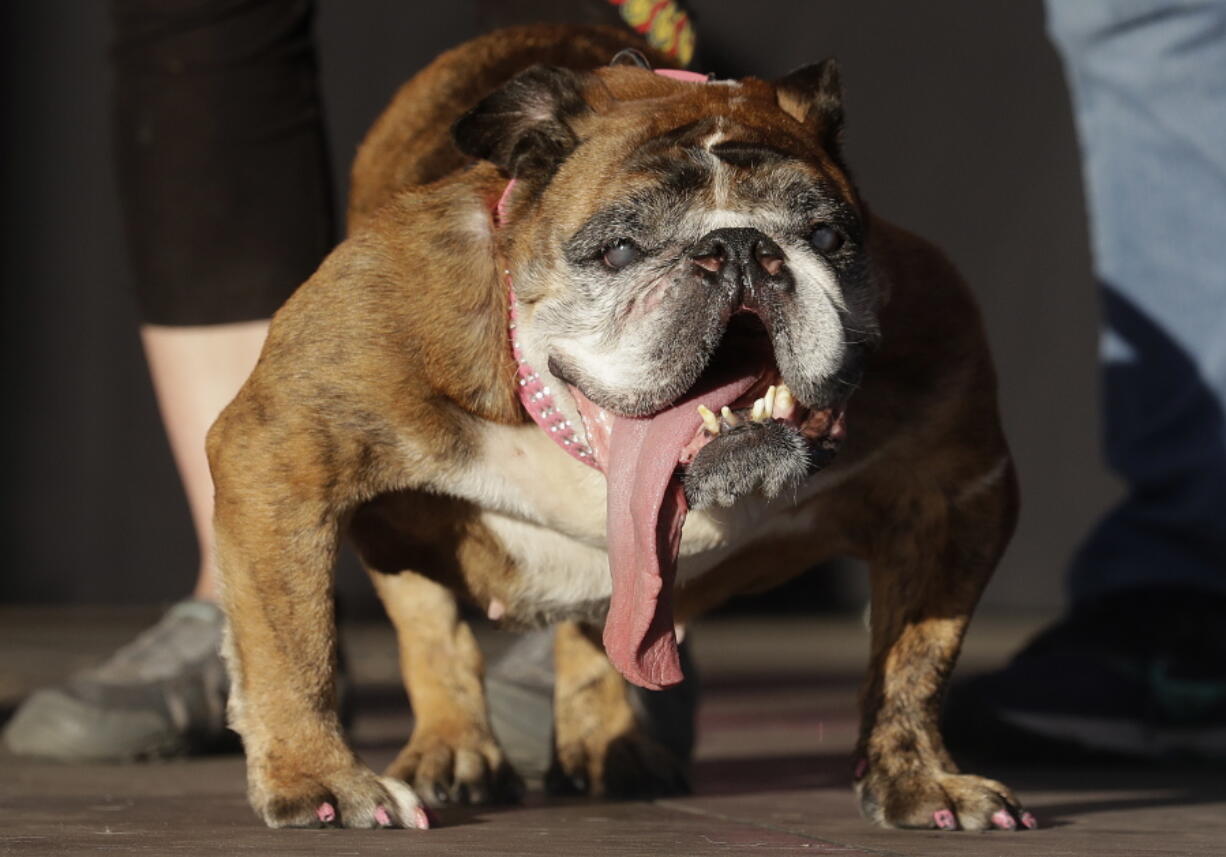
[808,224,844,254]
[602,239,642,270]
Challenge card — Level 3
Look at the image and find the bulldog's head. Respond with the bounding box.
[455,55,881,690]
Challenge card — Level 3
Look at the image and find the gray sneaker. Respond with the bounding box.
[3,599,235,761]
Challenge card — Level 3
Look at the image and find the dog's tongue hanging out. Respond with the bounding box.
[511,295,769,690]
[599,369,761,690]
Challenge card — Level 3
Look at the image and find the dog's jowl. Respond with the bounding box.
[209,25,1029,832]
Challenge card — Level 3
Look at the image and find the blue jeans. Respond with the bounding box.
[1045,1,1226,602]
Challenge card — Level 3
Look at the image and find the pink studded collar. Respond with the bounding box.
[497,180,600,470]
[496,66,710,471]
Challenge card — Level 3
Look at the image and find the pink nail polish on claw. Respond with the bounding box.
[933,809,957,830]
[992,809,1016,829]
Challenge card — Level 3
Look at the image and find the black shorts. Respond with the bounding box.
[112,0,334,325]
[110,0,673,326]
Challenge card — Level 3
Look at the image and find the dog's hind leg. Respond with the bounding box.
[852,457,1036,832]
[369,569,523,807]
[548,621,691,798]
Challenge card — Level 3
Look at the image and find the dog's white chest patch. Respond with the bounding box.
[478,512,613,617]
[445,422,834,619]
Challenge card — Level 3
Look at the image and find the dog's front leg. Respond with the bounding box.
[853,468,1034,832]
[210,425,426,830]
[368,569,522,806]
[548,621,690,798]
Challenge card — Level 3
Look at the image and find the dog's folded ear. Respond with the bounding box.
[774,59,845,162]
[453,65,591,181]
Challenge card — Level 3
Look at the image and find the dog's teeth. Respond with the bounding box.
[697,404,720,435]
[721,406,741,428]
[751,398,768,422]
[775,384,794,417]
[764,385,777,418]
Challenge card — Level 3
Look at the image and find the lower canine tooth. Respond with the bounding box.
[775,384,793,417]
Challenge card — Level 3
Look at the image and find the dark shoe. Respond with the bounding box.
[945,588,1226,762]
[3,599,236,761]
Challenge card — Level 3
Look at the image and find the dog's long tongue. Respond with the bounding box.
[603,371,760,690]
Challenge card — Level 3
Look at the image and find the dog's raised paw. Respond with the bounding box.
[856,769,1032,832]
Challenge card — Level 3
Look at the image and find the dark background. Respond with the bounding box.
[0,1,1117,615]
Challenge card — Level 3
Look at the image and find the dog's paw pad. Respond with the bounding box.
[933,809,958,830]
[1021,812,1038,830]
[316,802,336,824]
[374,806,392,827]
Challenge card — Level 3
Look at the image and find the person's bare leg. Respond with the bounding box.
[141,320,269,601]
[2,319,271,760]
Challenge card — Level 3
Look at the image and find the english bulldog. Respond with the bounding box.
[209,24,1033,833]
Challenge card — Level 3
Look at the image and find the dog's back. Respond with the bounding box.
[348,25,662,230]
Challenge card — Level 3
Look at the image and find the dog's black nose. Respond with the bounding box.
[689,228,788,293]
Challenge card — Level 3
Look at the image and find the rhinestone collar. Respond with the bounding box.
[496,66,711,470]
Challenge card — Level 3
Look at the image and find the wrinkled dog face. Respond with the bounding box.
[540,123,873,418]
[456,61,881,506]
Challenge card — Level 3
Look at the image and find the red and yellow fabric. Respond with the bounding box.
[608,0,695,67]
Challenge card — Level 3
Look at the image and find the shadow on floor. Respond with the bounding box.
[998,766,1226,825]
[693,752,849,796]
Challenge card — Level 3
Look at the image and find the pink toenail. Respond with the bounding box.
[853,757,868,779]
[413,806,432,830]
[374,806,392,827]
[1021,812,1038,830]
[316,802,336,823]
[992,810,1016,830]
[933,809,957,830]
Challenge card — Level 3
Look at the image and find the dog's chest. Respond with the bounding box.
[444,422,824,621]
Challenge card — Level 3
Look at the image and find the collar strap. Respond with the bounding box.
[507,287,598,468]
[500,65,712,470]
[653,68,710,83]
